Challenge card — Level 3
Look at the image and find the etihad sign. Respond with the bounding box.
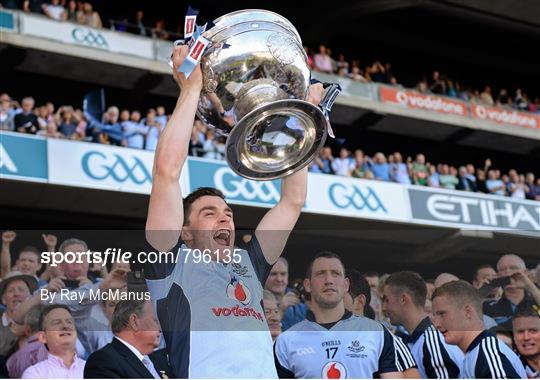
[471,104,540,129]
[380,86,467,116]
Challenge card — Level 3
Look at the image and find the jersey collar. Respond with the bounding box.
[407,316,432,344]
[465,330,493,353]
[306,309,353,329]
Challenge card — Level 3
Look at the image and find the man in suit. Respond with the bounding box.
[84,299,171,378]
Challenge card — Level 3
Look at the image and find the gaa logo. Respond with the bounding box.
[72,28,108,49]
[322,362,346,379]
[226,275,252,305]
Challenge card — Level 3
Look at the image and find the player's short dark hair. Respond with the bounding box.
[513,301,540,319]
[38,304,72,331]
[432,280,483,317]
[385,271,427,309]
[472,264,493,283]
[362,271,379,278]
[19,246,40,259]
[346,269,371,306]
[306,251,345,279]
[183,187,227,225]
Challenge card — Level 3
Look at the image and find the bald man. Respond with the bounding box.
[434,273,459,289]
[484,254,535,330]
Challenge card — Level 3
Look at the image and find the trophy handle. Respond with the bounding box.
[310,79,342,138]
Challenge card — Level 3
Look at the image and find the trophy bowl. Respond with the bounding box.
[197,9,330,180]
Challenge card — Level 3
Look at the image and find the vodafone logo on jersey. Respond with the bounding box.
[380,86,468,116]
[226,275,252,305]
[322,362,346,379]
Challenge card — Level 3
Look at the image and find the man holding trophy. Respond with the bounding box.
[144,10,337,378]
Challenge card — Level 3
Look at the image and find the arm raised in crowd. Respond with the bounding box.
[145,44,202,252]
[1,231,15,278]
[255,84,324,265]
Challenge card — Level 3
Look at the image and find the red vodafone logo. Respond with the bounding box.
[322,362,346,379]
[226,276,252,305]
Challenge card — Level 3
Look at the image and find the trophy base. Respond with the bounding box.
[226,99,327,181]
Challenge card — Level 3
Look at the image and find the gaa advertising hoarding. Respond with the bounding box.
[0,132,48,182]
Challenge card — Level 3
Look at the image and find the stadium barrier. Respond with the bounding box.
[1,131,539,232]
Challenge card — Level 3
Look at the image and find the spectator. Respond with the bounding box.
[429,71,446,94]
[486,169,506,196]
[515,89,528,111]
[389,152,411,184]
[349,65,367,82]
[438,164,458,190]
[446,79,457,98]
[0,94,15,131]
[151,19,169,40]
[42,0,66,21]
[484,254,538,330]
[312,45,333,74]
[434,272,459,288]
[368,61,387,83]
[122,110,148,149]
[22,0,45,13]
[77,2,101,28]
[416,78,429,94]
[14,97,39,134]
[133,10,148,36]
[0,271,37,357]
[36,105,50,129]
[65,0,77,22]
[411,154,429,186]
[480,85,494,106]
[427,164,440,187]
[86,105,123,146]
[525,173,540,201]
[57,106,78,138]
[456,166,477,192]
[6,305,46,378]
[496,88,511,107]
[351,149,370,178]
[512,301,540,378]
[331,147,354,176]
[155,105,168,128]
[143,108,161,152]
[472,264,502,302]
[476,168,488,193]
[37,121,64,138]
[189,127,204,157]
[262,290,282,341]
[309,146,333,174]
[264,258,307,331]
[507,171,529,199]
[21,305,85,378]
[366,152,390,181]
[84,300,170,378]
[336,53,349,75]
[202,130,224,160]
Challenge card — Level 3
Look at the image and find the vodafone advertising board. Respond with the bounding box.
[379,86,468,117]
[471,103,540,129]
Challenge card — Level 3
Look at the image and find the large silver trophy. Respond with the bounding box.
[196,9,340,180]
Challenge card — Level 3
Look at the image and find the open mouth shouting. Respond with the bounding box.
[213,229,231,246]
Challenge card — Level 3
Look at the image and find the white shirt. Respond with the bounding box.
[45,4,65,20]
[1,312,10,327]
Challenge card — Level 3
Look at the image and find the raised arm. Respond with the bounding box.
[1,231,15,278]
[255,84,324,264]
[145,44,202,251]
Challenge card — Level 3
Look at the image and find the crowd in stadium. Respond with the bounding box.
[2,91,540,200]
[2,0,539,114]
[0,231,538,378]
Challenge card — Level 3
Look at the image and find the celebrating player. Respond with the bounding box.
[432,281,527,379]
[144,43,324,378]
[274,252,404,378]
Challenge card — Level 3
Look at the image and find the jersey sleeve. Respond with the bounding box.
[142,239,183,281]
[245,234,272,286]
[393,334,417,371]
[422,327,462,379]
[475,336,525,379]
[274,335,295,378]
[378,327,400,374]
